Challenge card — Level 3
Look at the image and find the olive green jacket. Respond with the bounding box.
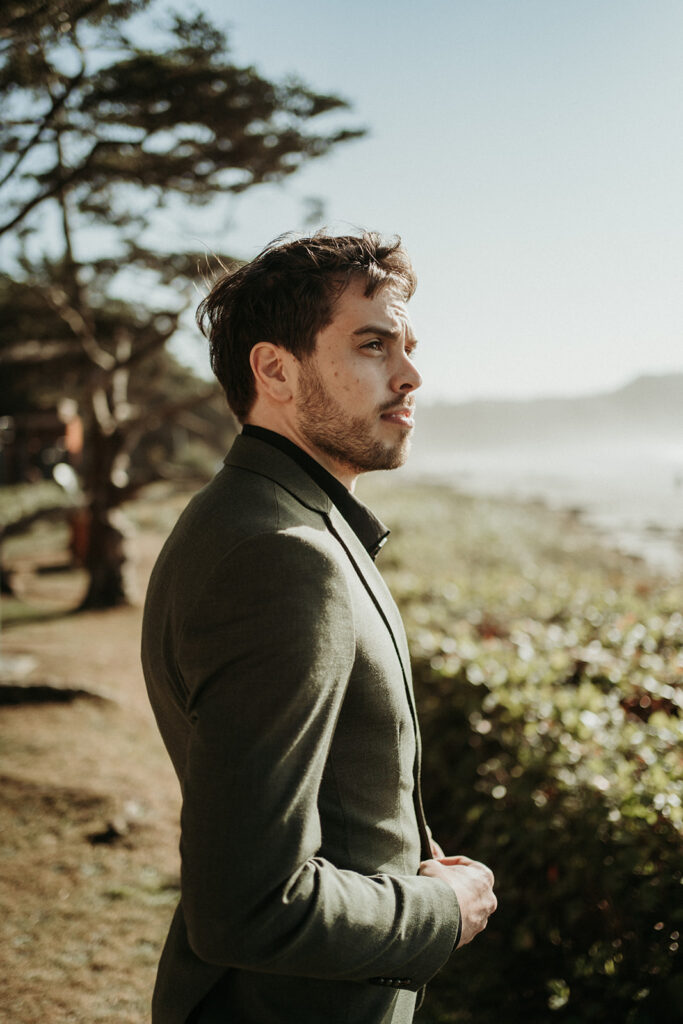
[141,434,459,1024]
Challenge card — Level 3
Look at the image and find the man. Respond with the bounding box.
[142,232,497,1024]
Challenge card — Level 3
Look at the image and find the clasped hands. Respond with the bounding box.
[419,837,497,949]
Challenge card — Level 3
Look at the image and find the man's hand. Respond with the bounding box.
[419,855,497,949]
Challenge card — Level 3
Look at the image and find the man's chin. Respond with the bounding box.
[349,439,412,475]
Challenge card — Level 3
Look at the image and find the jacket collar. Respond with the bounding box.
[224,434,333,515]
[225,433,389,558]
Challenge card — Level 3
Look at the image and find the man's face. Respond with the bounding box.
[292,277,422,483]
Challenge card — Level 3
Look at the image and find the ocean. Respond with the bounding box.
[407,439,683,577]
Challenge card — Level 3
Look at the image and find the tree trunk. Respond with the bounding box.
[77,408,137,610]
[78,503,136,609]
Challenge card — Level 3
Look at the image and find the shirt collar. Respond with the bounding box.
[241,425,390,559]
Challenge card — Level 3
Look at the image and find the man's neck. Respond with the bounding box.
[242,416,358,492]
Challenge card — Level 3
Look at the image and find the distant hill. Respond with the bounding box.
[413,373,683,452]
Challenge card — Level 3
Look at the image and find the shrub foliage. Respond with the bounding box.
[364,480,683,1024]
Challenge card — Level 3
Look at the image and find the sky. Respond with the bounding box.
[164,0,683,403]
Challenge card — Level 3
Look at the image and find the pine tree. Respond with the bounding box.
[0,0,363,607]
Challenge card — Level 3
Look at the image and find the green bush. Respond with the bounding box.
[362,480,683,1024]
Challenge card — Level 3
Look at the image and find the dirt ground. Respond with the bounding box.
[1,494,189,1024]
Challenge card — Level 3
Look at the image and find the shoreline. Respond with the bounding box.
[380,463,683,580]
[402,439,683,578]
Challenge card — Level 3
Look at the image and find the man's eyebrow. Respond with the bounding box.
[353,323,399,337]
[353,323,419,347]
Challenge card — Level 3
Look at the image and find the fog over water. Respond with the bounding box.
[408,433,683,577]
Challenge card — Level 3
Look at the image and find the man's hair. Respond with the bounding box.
[197,231,417,421]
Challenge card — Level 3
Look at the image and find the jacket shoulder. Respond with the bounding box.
[143,464,338,654]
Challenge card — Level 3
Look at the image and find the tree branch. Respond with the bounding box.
[0,338,82,364]
[1,0,111,39]
[110,330,132,420]
[113,315,183,372]
[45,285,116,371]
[0,139,110,237]
[0,64,85,190]
[124,384,219,435]
[104,384,223,507]
[90,384,117,435]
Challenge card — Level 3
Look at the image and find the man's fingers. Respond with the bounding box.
[430,838,446,859]
[420,854,498,951]
[436,855,495,886]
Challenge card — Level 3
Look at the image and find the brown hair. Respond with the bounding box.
[197,231,417,421]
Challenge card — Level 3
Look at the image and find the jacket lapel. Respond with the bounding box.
[325,505,431,859]
[225,436,413,688]
[325,506,413,690]
[224,435,431,856]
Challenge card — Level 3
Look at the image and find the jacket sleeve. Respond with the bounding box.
[175,530,459,991]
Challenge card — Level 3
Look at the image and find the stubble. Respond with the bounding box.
[296,360,413,474]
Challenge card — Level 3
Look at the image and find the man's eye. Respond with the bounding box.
[363,340,383,351]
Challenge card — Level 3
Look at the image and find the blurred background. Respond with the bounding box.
[2,0,682,598]
[1,3,681,1023]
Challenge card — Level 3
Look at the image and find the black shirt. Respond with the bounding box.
[241,424,390,559]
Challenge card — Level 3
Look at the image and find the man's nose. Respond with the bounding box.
[392,351,422,393]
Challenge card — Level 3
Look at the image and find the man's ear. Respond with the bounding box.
[249,343,295,404]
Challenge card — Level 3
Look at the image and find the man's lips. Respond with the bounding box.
[380,404,415,427]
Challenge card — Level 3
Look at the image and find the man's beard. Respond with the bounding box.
[296,359,413,474]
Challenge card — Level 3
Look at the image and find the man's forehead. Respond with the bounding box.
[334,278,412,330]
